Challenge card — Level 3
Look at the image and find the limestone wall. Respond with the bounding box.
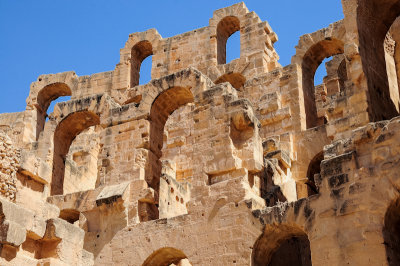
[1,1,400,265]
[0,132,19,201]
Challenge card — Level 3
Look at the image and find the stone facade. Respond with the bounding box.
[1,1,400,265]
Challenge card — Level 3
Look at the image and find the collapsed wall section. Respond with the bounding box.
[0,132,19,201]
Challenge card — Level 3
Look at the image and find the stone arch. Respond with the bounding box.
[130,40,153,87]
[147,86,194,196]
[50,94,118,125]
[383,196,400,265]
[125,68,212,116]
[117,70,218,166]
[301,39,344,128]
[215,72,246,90]
[35,83,72,140]
[116,69,213,220]
[252,224,312,266]
[142,247,189,266]
[305,152,324,196]
[27,71,79,141]
[47,94,118,195]
[209,3,250,63]
[216,16,240,65]
[292,21,345,129]
[51,110,100,196]
[119,29,162,89]
[356,0,400,121]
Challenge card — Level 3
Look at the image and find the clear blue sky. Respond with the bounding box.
[0,0,343,114]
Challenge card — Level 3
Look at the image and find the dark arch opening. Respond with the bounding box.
[252,225,312,266]
[36,83,72,140]
[142,247,188,266]
[147,87,194,208]
[217,16,240,65]
[356,0,400,121]
[306,152,324,196]
[51,111,100,196]
[337,58,348,92]
[302,39,344,129]
[383,196,400,265]
[215,72,246,90]
[131,40,153,88]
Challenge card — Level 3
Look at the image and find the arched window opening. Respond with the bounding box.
[312,55,348,125]
[46,96,72,121]
[316,55,348,94]
[302,39,344,129]
[139,55,153,85]
[226,31,240,63]
[306,152,324,196]
[148,87,194,218]
[217,16,240,65]
[383,197,400,265]
[314,57,332,86]
[131,40,153,88]
[356,0,400,121]
[36,83,72,140]
[142,247,190,266]
[215,73,246,90]
[51,111,100,196]
[252,225,312,266]
[63,125,100,194]
[337,58,348,92]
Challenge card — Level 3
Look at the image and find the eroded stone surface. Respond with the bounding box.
[1,1,400,265]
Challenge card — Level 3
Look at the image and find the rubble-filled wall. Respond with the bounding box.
[0,132,19,201]
[1,1,400,265]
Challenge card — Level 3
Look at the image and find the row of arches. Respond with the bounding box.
[140,230,312,266]
[300,0,400,129]
[254,193,400,266]
[356,0,400,122]
[128,15,241,88]
[39,72,205,215]
[46,86,196,198]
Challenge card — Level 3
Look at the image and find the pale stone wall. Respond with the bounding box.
[2,1,400,265]
[0,132,19,201]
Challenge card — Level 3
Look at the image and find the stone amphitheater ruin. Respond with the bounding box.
[1,1,400,265]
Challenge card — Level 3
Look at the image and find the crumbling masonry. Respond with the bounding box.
[1,1,400,265]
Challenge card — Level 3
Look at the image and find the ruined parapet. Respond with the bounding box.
[159,160,191,219]
[2,1,400,264]
[0,132,19,202]
[261,138,296,205]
